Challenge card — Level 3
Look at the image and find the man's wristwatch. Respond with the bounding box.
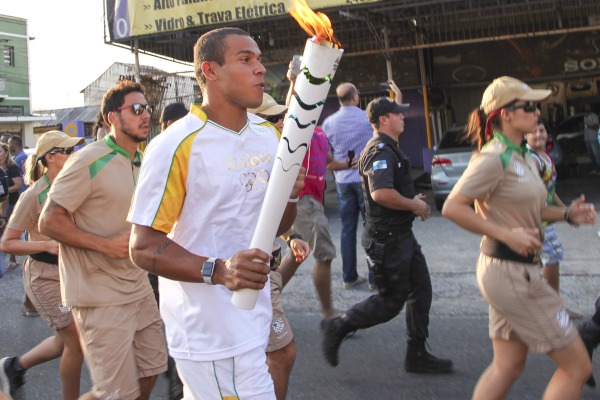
[286,233,303,248]
[202,257,217,285]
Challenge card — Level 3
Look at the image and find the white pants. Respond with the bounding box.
[176,346,275,400]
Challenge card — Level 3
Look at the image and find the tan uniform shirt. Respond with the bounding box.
[7,174,52,241]
[48,136,150,307]
[452,135,547,250]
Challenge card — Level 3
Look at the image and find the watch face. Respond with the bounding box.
[202,258,216,284]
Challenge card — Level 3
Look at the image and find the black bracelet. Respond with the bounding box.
[286,233,303,248]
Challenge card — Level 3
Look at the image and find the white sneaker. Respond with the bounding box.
[343,276,367,290]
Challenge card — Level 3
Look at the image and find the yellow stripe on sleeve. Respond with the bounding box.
[150,132,196,233]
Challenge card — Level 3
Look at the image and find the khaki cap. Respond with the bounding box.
[36,130,84,158]
[480,76,551,115]
[248,93,288,116]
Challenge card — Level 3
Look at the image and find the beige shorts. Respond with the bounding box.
[477,254,578,353]
[23,258,73,330]
[267,271,293,352]
[292,196,336,262]
[72,293,168,400]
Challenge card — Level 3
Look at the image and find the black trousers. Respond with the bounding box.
[344,229,432,341]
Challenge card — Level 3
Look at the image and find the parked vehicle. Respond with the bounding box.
[431,123,564,211]
[431,126,472,211]
[555,113,589,176]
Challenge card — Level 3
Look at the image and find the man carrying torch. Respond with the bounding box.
[128,28,304,399]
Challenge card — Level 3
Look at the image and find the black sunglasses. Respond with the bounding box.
[47,147,75,156]
[263,113,286,124]
[506,101,539,113]
[117,103,152,116]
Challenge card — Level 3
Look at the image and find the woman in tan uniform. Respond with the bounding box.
[0,131,84,400]
[443,76,596,399]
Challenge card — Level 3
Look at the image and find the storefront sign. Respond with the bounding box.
[106,0,383,40]
[564,58,600,73]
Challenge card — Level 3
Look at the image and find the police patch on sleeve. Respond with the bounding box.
[373,160,388,170]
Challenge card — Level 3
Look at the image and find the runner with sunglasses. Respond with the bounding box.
[443,76,596,399]
[0,131,84,400]
[39,80,167,400]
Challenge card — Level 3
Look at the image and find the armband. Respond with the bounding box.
[288,197,299,203]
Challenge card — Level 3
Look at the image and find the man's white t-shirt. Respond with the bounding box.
[128,104,279,361]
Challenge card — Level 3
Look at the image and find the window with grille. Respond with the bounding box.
[0,106,23,116]
[3,46,14,66]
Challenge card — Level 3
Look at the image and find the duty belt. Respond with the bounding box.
[365,223,411,237]
[481,240,538,264]
[29,251,59,265]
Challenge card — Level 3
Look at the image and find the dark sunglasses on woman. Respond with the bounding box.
[506,101,539,113]
[47,147,75,156]
[262,113,286,124]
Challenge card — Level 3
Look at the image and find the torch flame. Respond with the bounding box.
[290,0,341,46]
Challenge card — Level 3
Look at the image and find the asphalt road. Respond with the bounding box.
[1,171,600,399]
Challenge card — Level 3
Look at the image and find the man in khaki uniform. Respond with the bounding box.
[39,80,167,400]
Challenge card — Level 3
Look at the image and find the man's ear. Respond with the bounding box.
[107,111,117,126]
[201,61,218,82]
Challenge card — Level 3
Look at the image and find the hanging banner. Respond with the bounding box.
[106,0,384,40]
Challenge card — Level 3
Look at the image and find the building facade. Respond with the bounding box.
[0,14,50,147]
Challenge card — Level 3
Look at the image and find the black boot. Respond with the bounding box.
[321,316,355,367]
[579,319,600,388]
[405,339,453,374]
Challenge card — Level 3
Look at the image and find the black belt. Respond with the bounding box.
[481,240,537,264]
[365,224,411,237]
[29,252,59,265]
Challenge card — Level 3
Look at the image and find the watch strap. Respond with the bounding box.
[286,233,303,248]
[202,257,217,285]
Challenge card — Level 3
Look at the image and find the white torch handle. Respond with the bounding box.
[232,39,343,310]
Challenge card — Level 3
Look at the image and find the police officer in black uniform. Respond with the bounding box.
[321,96,453,373]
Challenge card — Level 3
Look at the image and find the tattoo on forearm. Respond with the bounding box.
[151,241,173,275]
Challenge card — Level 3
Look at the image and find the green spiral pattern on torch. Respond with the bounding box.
[301,66,332,85]
[287,114,317,129]
[293,91,326,111]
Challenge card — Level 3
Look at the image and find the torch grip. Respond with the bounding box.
[231,288,260,310]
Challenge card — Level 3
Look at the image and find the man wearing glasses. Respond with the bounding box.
[39,80,167,400]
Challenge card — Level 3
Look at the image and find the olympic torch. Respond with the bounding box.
[231,0,344,309]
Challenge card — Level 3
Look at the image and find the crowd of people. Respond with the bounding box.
[0,26,599,400]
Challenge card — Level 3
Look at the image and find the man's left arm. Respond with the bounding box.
[371,189,430,220]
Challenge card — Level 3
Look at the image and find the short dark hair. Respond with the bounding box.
[8,135,22,148]
[194,27,250,91]
[101,80,146,125]
[160,102,188,125]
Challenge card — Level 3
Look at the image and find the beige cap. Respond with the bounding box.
[36,130,84,157]
[248,93,288,116]
[480,76,551,115]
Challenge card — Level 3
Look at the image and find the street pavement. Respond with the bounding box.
[1,171,600,399]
